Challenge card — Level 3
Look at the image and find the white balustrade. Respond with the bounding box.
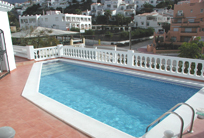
[13,45,34,59]
[62,46,204,81]
[34,46,58,61]
[30,45,204,81]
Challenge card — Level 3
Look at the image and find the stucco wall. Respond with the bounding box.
[0,11,16,71]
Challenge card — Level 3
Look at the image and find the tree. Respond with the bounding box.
[85,29,95,35]
[8,11,20,31]
[104,10,112,24]
[178,37,204,59]
[115,14,125,26]
[141,3,154,13]
[96,15,106,24]
[162,23,170,33]
[74,9,82,14]
[23,4,42,15]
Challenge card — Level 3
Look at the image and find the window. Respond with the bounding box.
[171,37,176,42]
[141,22,144,25]
[151,1,153,3]
[190,9,193,13]
[201,9,203,13]
[107,5,111,8]
[146,22,149,26]
[113,5,117,8]
[185,28,192,32]
[173,28,178,32]
[188,19,194,23]
[121,7,124,10]
[201,18,203,21]
[177,10,183,16]
[21,19,24,23]
[136,22,138,26]
[136,1,138,3]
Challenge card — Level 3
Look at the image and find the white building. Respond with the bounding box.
[134,11,170,32]
[0,1,16,74]
[90,0,136,17]
[34,0,97,9]
[19,10,92,31]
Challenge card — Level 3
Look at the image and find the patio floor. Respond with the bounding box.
[0,57,204,138]
[0,60,91,138]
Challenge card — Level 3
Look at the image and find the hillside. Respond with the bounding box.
[2,0,27,4]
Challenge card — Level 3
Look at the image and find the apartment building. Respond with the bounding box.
[19,10,92,31]
[134,11,170,32]
[153,0,204,46]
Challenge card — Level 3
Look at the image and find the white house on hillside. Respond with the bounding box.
[134,11,170,32]
[19,10,92,31]
[90,0,137,17]
[0,1,16,77]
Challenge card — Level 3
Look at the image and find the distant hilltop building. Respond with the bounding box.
[82,0,163,17]
[19,10,92,31]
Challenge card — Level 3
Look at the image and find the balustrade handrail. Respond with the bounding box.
[32,45,204,81]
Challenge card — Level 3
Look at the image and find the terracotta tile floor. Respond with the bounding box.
[0,58,204,138]
[0,63,91,138]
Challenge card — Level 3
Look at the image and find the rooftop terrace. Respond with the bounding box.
[0,56,204,138]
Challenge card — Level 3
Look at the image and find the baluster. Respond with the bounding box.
[140,56,142,67]
[149,57,152,69]
[188,61,192,75]
[194,62,198,76]
[169,60,172,72]
[182,60,185,74]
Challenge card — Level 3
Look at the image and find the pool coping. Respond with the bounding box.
[22,59,204,138]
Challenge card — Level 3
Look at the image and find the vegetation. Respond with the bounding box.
[95,15,107,24]
[12,28,59,48]
[141,3,154,13]
[162,23,170,33]
[115,14,125,26]
[8,11,20,32]
[64,0,92,14]
[178,37,204,59]
[70,28,80,32]
[23,4,43,15]
[84,29,95,35]
[120,27,154,39]
[104,10,112,24]
[156,0,174,9]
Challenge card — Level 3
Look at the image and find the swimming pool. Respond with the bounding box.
[38,60,200,137]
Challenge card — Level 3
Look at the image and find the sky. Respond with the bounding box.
[2,0,27,4]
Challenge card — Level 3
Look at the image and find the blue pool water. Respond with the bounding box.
[39,61,200,137]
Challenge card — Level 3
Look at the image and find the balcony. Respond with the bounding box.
[175,13,184,18]
[180,31,197,36]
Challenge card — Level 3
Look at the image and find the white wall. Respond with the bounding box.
[0,11,16,71]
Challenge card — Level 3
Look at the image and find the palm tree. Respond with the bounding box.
[104,10,112,25]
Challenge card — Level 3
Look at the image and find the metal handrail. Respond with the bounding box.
[145,103,195,138]
[167,103,195,133]
[146,111,184,138]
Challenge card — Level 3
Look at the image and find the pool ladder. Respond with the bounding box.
[145,103,195,138]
